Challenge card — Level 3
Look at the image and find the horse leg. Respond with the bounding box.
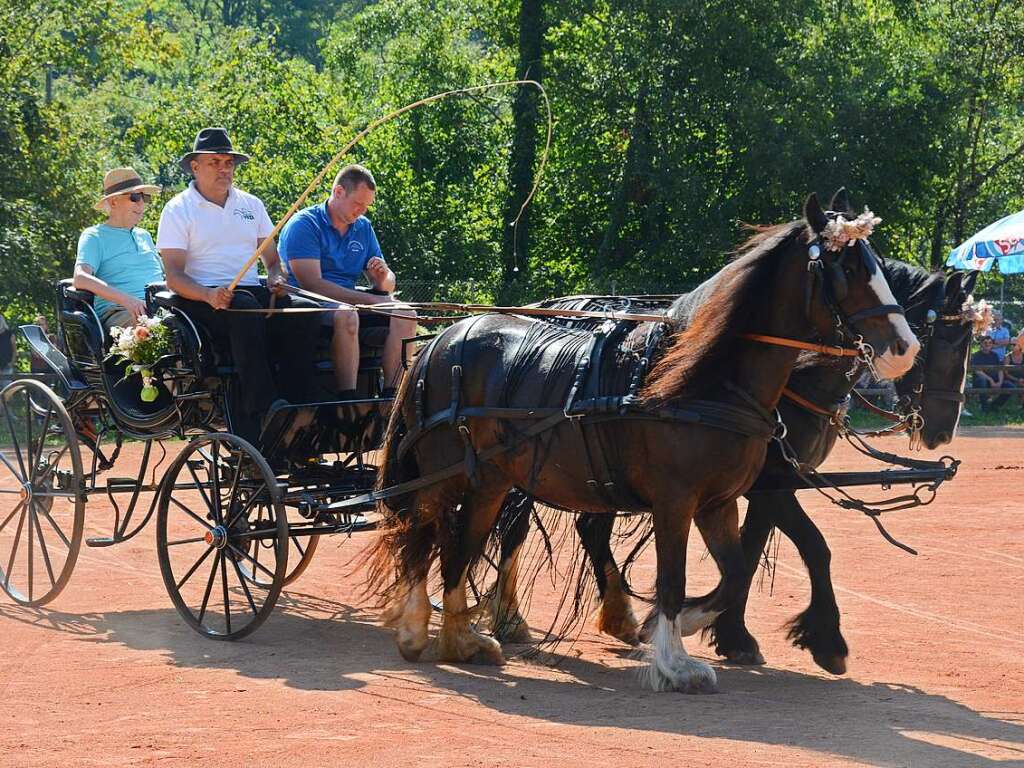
[576,514,641,646]
[644,502,718,693]
[705,493,775,666]
[380,486,444,663]
[773,494,849,674]
[482,490,533,643]
[423,477,510,665]
[679,499,748,637]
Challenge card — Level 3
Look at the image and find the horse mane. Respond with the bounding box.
[642,219,808,403]
[882,258,943,320]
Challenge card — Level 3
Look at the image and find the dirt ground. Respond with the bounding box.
[0,428,1022,768]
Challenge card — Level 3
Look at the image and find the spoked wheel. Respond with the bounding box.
[156,433,287,640]
[0,380,84,606]
[238,507,320,588]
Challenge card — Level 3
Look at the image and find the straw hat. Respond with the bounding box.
[94,167,161,212]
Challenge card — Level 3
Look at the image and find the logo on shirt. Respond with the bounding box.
[348,241,365,256]
[233,207,255,221]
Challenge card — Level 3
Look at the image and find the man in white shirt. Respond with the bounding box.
[157,127,319,444]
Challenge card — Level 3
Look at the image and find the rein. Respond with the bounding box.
[742,334,861,357]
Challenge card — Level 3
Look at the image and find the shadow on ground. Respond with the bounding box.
[2,595,1021,768]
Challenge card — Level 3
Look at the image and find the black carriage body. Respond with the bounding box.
[1,279,398,631]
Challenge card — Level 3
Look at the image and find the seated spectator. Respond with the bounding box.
[1004,336,1024,409]
[74,167,164,330]
[279,164,416,399]
[991,310,1011,362]
[971,335,1008,412]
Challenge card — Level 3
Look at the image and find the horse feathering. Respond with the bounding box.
[641,220,807,404]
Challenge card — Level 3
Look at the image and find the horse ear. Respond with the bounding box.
[829,187,851,213]
[805,193,829,234]
[963,270,979,296]
[937,274,962,313]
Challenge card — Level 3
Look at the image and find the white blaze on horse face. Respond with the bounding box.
[867,266,919,380]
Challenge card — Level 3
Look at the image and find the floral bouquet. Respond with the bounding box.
[106,311,172,402]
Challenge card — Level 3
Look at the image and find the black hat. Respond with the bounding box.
[178,127,250,175]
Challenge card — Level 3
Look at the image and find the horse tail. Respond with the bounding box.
[361,339,444,604]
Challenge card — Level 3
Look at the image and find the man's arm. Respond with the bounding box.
[365,257,396,294]
[161,248,231,309]
[257,237,290,295]
[72,263,148,321]
[289,259,389,305]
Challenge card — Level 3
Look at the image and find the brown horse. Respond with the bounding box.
[366,194,917,692]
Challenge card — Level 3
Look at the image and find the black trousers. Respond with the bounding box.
[178,287,320,444]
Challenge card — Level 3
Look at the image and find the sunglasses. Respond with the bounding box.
[127,192,153,203]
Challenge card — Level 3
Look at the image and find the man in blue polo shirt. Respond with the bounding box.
[279,164,416,399]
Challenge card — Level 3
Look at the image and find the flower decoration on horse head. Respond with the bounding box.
[822,208,882,252]
[106,312,172,402]
[961,296,994,336]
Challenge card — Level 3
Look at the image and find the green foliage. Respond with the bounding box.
[2,0,1024,339]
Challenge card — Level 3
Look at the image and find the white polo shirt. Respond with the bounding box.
[156,182,274,286]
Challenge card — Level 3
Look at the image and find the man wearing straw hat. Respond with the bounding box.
[156,127,319,445]
[74,167,164,329]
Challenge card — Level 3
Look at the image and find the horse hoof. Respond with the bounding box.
[813,652,847,675]
[396,639,425,662]
[724,649,766,666]
[646,656,718,694]
[494,620,532,644]
[470,644,506,666]
[597,615,641,646]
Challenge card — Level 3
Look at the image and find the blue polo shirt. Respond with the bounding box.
[279,201,382,289]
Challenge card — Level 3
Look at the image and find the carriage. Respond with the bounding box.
[0,278,397,639]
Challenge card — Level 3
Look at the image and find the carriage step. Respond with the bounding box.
[106,477,142,493]
[86,536,126,548]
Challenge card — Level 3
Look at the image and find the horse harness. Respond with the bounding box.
[331,229,906,515]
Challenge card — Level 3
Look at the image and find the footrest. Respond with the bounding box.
[106,477,141,493]
[86,536,124,548]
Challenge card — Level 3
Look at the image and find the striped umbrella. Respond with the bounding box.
[946,208,1024,273]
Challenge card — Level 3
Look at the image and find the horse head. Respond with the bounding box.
[895,268,985,449]
[802,190,919,381]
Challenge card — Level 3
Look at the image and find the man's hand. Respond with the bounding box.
[268,274,289,297]
[207,286,233,310]
[125,297,148,323]
[366,257,390,287]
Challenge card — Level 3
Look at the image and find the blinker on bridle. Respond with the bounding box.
[743,218,903,371]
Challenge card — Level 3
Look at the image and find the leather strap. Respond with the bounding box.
[741,333,860,357]
[781,387,840,418]
[846,303,905,325]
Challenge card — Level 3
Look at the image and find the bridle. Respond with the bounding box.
[743,216,905,381]
[893,280,973,447]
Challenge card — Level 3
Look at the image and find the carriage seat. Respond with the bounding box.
[145,282,234,373]
[56,279,177,426]
[314,286,388,369]
[143,283,384,386]
[57,279,106,363]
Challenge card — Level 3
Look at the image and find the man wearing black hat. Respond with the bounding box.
[157,127,320,445]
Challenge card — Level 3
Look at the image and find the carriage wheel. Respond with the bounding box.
[238,508,320,588]
[156,433,287,640]
[0,380,84,606]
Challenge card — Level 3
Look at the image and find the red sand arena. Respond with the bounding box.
[0,428,1022,767]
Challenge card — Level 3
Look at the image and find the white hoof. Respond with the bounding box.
[644,611,719,693]
[645,654,718,693]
